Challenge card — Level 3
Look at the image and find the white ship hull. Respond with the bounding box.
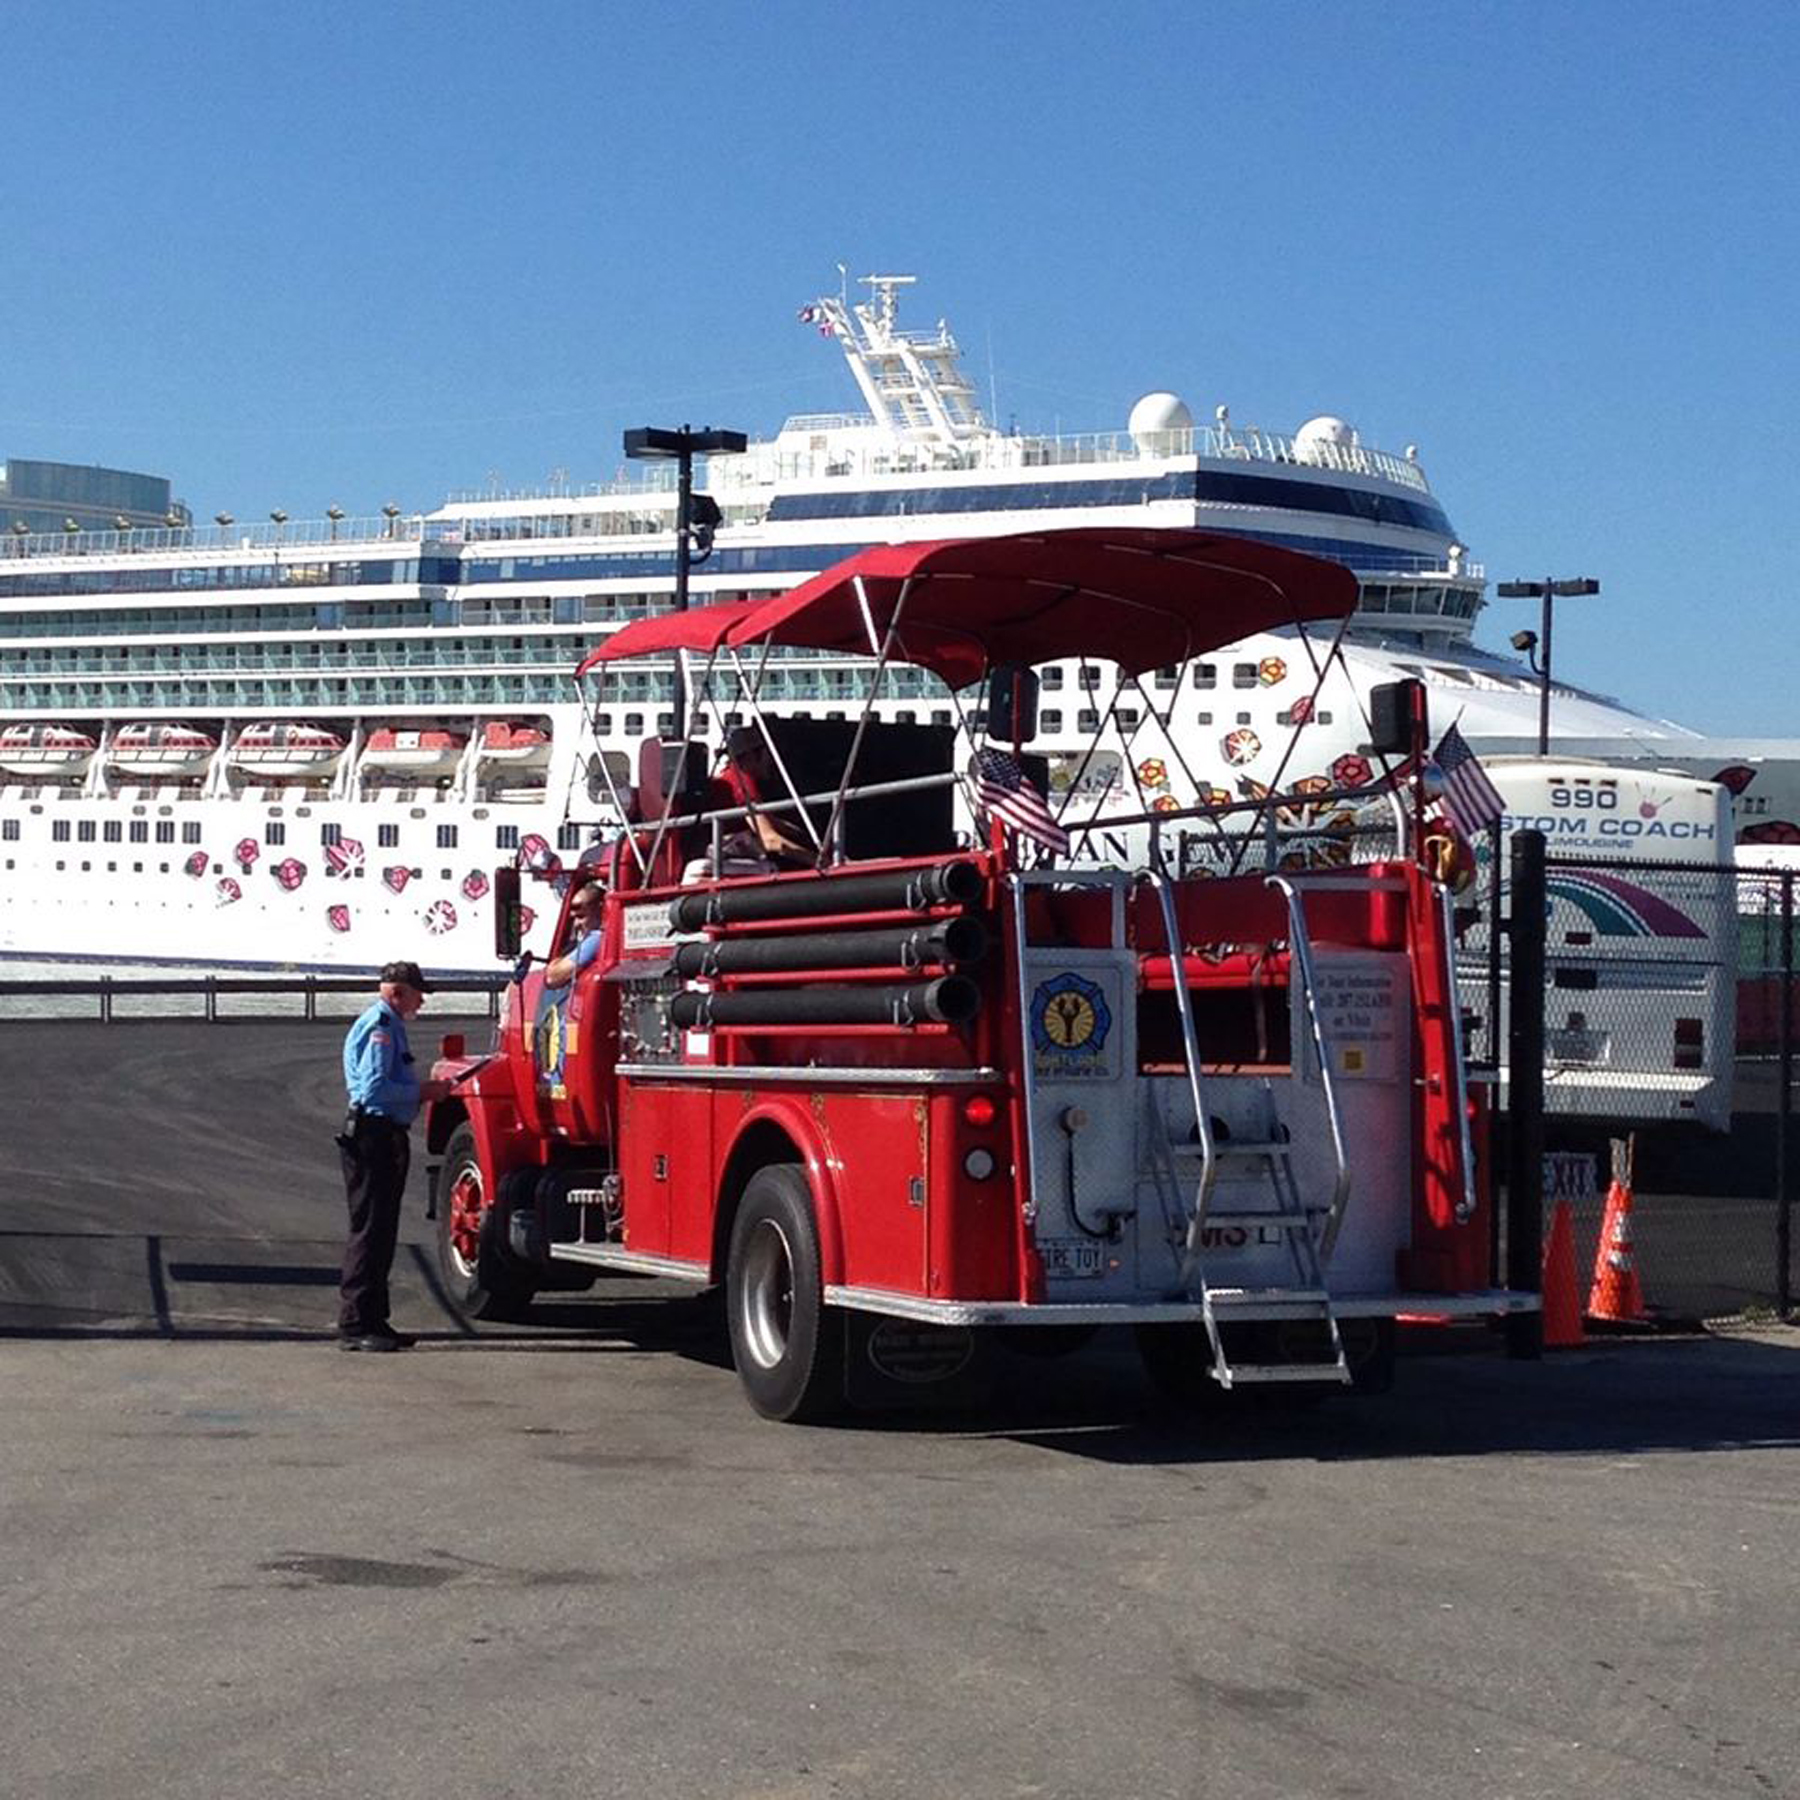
[5,272,1797,976]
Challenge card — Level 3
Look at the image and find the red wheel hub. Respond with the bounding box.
[447,1168,485,1267]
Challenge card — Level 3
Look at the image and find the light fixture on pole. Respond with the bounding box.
[381,502,401,539]
[327,505,345,542]
[622,425,747,736]
[1496,576,1600,754]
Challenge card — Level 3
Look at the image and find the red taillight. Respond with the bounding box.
[962,1094,997,1128]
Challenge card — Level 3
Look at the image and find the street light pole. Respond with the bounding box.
[1497,575,1600,755]
[623,425,746,740]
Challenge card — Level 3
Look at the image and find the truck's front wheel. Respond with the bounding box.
[436,1124,538,1321]
[726,1165,843,1423]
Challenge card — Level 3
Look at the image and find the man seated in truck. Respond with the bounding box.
[543,880,604,988]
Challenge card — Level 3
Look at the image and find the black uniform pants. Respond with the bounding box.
[337,1115,411,1333]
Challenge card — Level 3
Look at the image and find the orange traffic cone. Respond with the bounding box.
[1586,1175,1649,1324]
[1541,1200,1585,1346]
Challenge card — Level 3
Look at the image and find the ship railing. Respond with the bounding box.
[0,973,509,1023]
[0,514,447,562]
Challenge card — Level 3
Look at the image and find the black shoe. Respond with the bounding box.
[339,1332,403,1353]
[337,1322,416,1348]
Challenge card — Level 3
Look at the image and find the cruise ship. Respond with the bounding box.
[2,274,1791,974]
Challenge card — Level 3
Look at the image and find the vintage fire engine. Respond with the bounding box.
[425,528,1535,1421]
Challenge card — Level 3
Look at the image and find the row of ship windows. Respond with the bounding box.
[5,818,602,854]
[0,593,705,640]
[0,576,1478,647]
[0,531,1466,609]
[7,656,1260,696]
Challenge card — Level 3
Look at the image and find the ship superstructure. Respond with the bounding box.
[0,275,1778,973]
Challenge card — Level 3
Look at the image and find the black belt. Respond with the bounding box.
[341,1107,409,1141]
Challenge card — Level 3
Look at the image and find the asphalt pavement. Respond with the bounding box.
[3,1020,1799,1799]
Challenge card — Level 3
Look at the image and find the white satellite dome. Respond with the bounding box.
[1127,391,1194,454]
[1293,414,1357,464]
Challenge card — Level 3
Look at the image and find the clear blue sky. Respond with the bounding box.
[4,0,1795,734]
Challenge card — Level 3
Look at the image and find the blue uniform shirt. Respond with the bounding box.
[343,998,422,1125]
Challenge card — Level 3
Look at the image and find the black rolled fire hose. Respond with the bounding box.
[670,916,987,978]
[669,976,981,1030]
[668,859,983,931]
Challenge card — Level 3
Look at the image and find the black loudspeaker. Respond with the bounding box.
[985,663,1040,744]
[635,738,711,820]
[728,720,958,858]
[1369,679,1426,756]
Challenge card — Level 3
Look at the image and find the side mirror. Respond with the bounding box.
[985,663,1040,744]
[494,864,523,960]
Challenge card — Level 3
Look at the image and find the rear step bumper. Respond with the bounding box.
[821,1285,1540,1328]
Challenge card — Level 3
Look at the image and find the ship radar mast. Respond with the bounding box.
[809,272,989,445]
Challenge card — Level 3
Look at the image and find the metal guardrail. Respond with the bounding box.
[0,974,509,1022]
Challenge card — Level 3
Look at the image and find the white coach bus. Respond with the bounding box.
[1464,757,1735,1132]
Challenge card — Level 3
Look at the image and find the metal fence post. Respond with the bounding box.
[100,974,112,1023]
[1506,829,1546,1357]
[205,975,217,1023]
[1779,872,1794,1319]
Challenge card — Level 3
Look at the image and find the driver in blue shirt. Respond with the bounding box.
[544,881,604,988]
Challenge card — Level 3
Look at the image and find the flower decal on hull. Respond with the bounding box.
[383,865,412,894]
[1222,729,1261,767]
[424,899,458,935]
[273,858,307,891]
[461,869,490,902]
[1331,753,1374,789]
[1257,656,1287,686]
[325,837,364,876]
[234,837,259,872]
[215,877,241,907]
[184,851,209,879]
[326,904,351,933]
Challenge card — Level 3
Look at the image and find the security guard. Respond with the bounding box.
[336,959,447,1352]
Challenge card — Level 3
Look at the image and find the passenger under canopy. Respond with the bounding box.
[576,527,1358,685]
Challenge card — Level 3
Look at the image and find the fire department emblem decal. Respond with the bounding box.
[534,990,569,1098]
[1030,972,1112,1066]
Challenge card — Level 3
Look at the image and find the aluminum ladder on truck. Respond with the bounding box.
[1145,868,1353,1391]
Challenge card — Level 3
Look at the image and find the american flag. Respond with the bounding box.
[1432,722,1505,835]
[972,747,1070,854]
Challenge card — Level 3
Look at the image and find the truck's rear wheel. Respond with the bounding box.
[435,1124,539,1321]
[1134,1322,1232,1410]
[726,1165,843,1423]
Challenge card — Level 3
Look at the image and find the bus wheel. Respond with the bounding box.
[726,1165,843,1423]
[435,1125,538,1322]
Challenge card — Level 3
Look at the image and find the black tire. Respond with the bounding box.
[434,1124,539,1321]
[1134,1322,1232,1411]
[725,1165,843,1423]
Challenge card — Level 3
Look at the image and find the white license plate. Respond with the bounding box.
[1039,1237,1105,1279]
[1548,1028,1608,1065]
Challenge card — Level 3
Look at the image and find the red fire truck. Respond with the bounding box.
[426,528,1534,1420]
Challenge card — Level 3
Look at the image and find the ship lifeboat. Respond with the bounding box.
[231,720,346,779]
[477,720,552,770]
[361,725,467,777]
[108,721,219,777]
[0,722,98,778]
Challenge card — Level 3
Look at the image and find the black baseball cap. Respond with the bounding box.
[379,959,433,992]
